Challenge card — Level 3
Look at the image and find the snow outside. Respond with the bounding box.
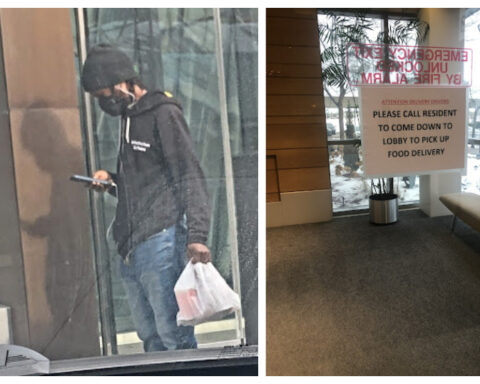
[323,10,480,212]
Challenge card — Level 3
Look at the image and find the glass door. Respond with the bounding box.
[463,9,480,193]
[318,11,421,213]
[74,8,258,355]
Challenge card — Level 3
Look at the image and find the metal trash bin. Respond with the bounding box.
[369,194,398,224]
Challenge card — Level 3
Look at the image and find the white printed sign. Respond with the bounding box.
[360,87,467,177]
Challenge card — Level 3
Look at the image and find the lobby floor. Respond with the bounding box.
[267,209,480,375]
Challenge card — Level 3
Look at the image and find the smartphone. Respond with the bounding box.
[70,174,113,187]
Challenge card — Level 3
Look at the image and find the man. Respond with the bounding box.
[81,43,211,352]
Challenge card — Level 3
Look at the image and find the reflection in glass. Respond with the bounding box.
[463,10,480,194]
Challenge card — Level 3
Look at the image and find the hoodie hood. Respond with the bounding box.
[125,90,181,117]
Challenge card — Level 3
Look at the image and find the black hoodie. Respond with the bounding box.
[109,90,211,259]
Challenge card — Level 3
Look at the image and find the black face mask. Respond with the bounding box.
[98,95,129,116]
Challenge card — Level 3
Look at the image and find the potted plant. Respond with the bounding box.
[369,178,398,224]
[318,10,429,221]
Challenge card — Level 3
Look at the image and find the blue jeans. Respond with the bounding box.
[119,221,197,352]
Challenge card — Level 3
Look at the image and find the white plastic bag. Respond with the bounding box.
[174,261,241,326]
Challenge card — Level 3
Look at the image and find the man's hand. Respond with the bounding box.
[187,243,211,264]
[90,170,112,192]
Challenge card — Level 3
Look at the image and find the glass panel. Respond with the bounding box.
[318,14,380,141]
[330,143,419,211]
[463,10,480,193]
[318,12,420,212]
[219,8,258,345]
[75,8,257,354]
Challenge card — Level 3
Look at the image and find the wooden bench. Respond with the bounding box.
[439,192,480,232]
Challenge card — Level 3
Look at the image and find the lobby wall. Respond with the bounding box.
[0,22,29,347]
[266,8,332,227]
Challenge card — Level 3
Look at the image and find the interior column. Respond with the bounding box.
[418,8,464,217]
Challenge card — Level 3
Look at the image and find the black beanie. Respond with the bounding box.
[81,44,137,92]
